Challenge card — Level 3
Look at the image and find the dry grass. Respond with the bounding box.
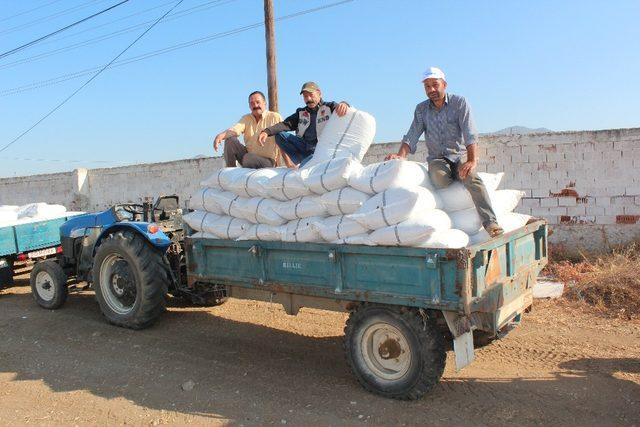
[546,244,640,319]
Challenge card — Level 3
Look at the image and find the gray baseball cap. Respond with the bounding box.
[300,81,320,94]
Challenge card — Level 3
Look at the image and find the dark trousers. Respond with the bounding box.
[274,132,313,167]
[223,137,274,169]
[428,159,498,226]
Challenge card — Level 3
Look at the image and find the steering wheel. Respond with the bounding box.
[121,204,145,215]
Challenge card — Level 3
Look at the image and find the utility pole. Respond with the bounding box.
[264,0,278,111]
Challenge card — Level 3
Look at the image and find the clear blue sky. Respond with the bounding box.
[1,0,639,178]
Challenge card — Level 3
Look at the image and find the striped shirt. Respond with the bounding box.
[402,93,478,163]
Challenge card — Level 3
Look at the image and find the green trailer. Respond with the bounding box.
[185,219,548,400]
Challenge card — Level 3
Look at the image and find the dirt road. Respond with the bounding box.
[1,279,639,426]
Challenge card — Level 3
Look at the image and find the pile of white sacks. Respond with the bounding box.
[184,108,532,248]
[0,203,74,227]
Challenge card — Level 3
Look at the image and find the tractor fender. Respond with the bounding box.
[94,222,172,255]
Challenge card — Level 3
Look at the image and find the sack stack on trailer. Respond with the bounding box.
[184,108,531,247]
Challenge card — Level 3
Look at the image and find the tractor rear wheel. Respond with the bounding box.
[93,230,169,329]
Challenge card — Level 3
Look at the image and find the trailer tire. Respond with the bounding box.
[344,305,445,400]
[93,230,169,330]
[30,260,68,309]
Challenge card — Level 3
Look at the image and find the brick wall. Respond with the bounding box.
[1,127,639,253]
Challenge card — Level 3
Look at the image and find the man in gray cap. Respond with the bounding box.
[258,82,349,168]
[386,67,504,237]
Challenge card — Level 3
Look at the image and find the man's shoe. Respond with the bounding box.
[484,222,504,237]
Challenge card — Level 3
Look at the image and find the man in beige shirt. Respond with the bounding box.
[213,91,282,168]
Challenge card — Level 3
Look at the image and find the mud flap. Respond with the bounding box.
[453,331,475,370]
[442,311,475,371]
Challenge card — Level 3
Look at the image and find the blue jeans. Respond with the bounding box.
[275,132,314,167]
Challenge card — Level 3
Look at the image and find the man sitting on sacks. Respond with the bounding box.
[213,91,282,168]
[257,81,349,169]
[385,67,504,237]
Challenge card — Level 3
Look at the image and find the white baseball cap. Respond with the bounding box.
[422,66,446,82]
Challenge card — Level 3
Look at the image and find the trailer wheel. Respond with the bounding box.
[30,260,68,309]
[0,257,15,290]
[344,305,446,400]
[93,231,169,330]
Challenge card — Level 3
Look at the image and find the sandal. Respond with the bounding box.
[484,222,504,237]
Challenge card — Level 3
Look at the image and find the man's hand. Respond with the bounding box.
[213,133,224,151]
[458,160,477,179]
[335,102,349,117]
[384,153,407,161]
[257,131,268,147]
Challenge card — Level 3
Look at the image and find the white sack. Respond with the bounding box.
[301,157,363,194]
[273,195,327,220]
[416,162,434,190]
[189,188,225,215]
[281,216,325,243]
[349,160,429,194]
[448,190,525,234]
[210,190,248,217]
[200,167,239,190]
[190,231,218,239]
[0,211,17,224]
[369,210,452,246]
[206,215,252,239]
[303,108,376,167]
[437,184,521,213]
[468,212,532,245]
[491,190,525,213]
[226,168,279,198]
[479,172,504,191]
[264,168,312,201]
[320,187,371,216]
[16,203,67,220]
[413,229,470,249]
[348,187,439,230]
[234,197,286,225]
[332,233,375,246]
[182,211,221,232]
[311,215,369,242]
[237,224,283,241]
[449,208,484,235]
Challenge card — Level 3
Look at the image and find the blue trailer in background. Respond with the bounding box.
[0,216,79,289]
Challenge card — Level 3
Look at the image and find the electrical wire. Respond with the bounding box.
[0,0,235,70]
[0,0,186,155]
[0,0,66,24]
[35,0,179,46]
[0,0,109,37]
[0,0,354,98]
[0,0,130,61]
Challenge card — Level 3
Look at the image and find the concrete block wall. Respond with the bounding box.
[1,127,639,253]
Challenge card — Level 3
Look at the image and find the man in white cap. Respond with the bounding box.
[386,67,503,237]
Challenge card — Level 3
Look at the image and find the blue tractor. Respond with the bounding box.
[29,196,226,329]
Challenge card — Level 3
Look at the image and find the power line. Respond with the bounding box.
[0,0,130,61]
[36,0,179,46]
[0,0,186,155]
[0,0,355,98]
[0,0,108,37]
[0,0,234,71]
[0,0,66,24]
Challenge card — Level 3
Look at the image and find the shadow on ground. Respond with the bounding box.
[1,286,639,425]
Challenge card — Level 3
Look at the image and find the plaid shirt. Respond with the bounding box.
[402,93,478,163]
